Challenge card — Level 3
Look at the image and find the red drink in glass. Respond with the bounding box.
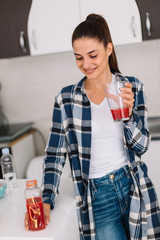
[103,77,130,122]
[111,107,129,121]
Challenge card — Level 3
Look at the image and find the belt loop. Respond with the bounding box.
[123,165,130,178]
[89,178,97,192]
[123,165,128,174]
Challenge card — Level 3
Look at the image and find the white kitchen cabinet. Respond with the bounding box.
[79,0,142,46]
[27,0,81,56]
[8,131,36,179]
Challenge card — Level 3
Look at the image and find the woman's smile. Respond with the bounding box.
[84,67,97,74]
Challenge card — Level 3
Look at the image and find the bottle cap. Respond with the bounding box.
[2,148,10,155]
[26,179,37,187]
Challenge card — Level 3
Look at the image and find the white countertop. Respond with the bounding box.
[0,178,79,240]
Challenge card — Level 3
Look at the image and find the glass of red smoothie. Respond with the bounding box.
[103,76,130,122]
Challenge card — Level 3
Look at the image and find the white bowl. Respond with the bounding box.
[0,179,7,198]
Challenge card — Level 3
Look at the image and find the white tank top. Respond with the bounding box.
[89,76,127,179]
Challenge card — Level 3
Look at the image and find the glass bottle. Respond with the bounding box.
[1,147,17,192]
[24,179,46,231]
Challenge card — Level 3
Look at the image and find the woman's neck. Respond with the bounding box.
[85,71,112,90]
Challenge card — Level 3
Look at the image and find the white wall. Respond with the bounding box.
[116,39,160,116]
[0,39,160,154]
[0,52,83,154]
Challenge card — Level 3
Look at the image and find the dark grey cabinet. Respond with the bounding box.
[0,0,32,59]
[135,0,160,40]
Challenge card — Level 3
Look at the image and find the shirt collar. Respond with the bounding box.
[73,76,86,95]
[73,72,128,94]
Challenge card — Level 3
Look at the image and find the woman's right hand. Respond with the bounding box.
[24,203,51,231]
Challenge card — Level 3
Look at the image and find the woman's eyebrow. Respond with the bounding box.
[74,53,82,56]
[88,50,98,54]
[74,50,98,56]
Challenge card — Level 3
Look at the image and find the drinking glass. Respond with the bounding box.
[103,78,129,122]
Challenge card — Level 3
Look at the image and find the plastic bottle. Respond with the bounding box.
[24,179,46,231]
[1,147,17,192]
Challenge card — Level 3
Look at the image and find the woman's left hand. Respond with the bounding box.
[119,82,134,117]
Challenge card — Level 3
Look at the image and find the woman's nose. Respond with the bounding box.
[82,58,91,69]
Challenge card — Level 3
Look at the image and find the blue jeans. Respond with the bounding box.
[90,165,131,240]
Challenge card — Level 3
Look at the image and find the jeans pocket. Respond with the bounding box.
[120,175,131,211]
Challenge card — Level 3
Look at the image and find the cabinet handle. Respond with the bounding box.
[19,31,27,53]
[131,16,136,38]
[145,12,151,36]
[31,30,38,50]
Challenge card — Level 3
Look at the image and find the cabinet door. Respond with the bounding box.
[79,0,142,45]
[28,0,81,56]
[135,0,160,40]
[10,133,36,178]
[0,0,32,59]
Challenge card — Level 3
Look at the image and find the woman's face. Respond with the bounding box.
[73,37,112,81]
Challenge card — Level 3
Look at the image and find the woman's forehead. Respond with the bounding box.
[73,38,104,53]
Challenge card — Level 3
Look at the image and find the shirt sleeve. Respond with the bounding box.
[123,80,151,156]
[42,96,67,209]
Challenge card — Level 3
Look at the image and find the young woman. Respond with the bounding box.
[25,13,160,240]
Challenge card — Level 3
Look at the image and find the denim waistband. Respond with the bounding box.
[89,165,130,187]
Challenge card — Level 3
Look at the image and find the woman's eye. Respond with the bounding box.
[76,57,83,61]
[90,55,97,58]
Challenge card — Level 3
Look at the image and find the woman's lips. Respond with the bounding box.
[84,68,96,74]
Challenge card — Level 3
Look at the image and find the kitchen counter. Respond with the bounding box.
[143,117,160,202]
[0,122,33,144]
[148,117,160,140]
[0,117,159,142]
[0,178,79,240]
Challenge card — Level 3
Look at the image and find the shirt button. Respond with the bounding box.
[110,174,114,180]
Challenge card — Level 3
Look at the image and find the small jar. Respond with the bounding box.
[24,179,46,231]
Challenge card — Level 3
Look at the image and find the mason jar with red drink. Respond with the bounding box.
[24,179,46,231]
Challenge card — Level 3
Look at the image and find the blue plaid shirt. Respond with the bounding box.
[42,72,160,240]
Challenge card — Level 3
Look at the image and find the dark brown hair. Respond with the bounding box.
[72,13,120,73]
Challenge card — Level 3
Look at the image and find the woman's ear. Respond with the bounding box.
[106,43,113,57]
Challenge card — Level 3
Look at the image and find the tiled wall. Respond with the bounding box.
[0,39,160,154]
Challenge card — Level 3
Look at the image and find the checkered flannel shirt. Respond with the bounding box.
[42,72,160,240]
